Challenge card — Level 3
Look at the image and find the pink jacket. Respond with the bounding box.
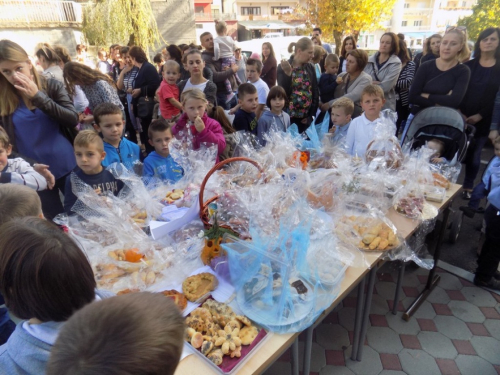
[172,112,226,163]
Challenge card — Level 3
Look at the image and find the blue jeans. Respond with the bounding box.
[400,113,415,145]
[468,181,487,210]
[463,136,488,190]
[216,93,237,110]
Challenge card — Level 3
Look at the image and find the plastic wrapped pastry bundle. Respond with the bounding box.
[393,182,426,220]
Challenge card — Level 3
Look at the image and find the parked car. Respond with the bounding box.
[238,36,303,60]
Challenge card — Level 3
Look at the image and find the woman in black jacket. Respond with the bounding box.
[129,46,161,153]
[277,37,319,133]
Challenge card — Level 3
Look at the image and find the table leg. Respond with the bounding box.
[350,276,366,361]
[356,265,378,361]
[403,205,451,321]
[302,325,314,375]
[292,337,299,375]
[393,261,406,315]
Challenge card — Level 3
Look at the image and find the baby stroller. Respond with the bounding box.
[401,107,475,243]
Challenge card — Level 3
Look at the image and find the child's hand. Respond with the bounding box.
[94,187,102,195]
[194,116,205,132]
[431,157,444,164]
[329,125,336,134]
[33,164,55,190]
[336,76,343,84]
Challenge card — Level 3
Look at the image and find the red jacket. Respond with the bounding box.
[172,112,226,163]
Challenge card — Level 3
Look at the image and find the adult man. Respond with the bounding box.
[312,28,333,54]
[200,32,238,110]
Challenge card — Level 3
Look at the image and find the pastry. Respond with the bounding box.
[365,139,404,170]
[395,196,425,219]
[207,349,223,365]
[337,216,399,251]
[238,325,259,345]
[185,307,213,333]
[160,290,188,311]
[182,273,218,302]
[432,172,450,189]
[202,300,235,327]
[291,280,308,294]
[214,325,241,355]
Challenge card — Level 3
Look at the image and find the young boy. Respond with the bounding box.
[213,20,241,92]
[233,83,259,135]
[0,128,47,191]
[143,119,183,183]
[46,293,185,375]
[329,97,354,146]
[64,130,125,215]
[93,103,140,169]
[246,58,269,120]
[319,54,340,104]
[158,60,182,121]
[344,85,386,157]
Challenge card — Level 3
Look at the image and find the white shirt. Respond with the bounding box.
[250,78,270,105]
[344,113,380,157]
[183,79,208,93]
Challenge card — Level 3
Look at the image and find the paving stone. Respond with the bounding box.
[412,301,436,320]
[446,290,466,301]
[319,365,355,375]
[400,334,421,349]
[377,272,395,282]
[494,365,500,374]
[342,297,357,308]
[366,326,403,354]
[417,318,437,332]
[417,331,458,359]
[325,350,345,366]
[316,324,350,351]
[263,360,292,375]
[451,339,477,355]
[433,303,453,316]
[298,342,326,373]
[376,281,403,301]
[435,358,460,375]
[369,294,389,315]
[438,273,463,290]
[323,311,339,325]
[434,315,472,340]
[402,286,419,298]
[369,314,388,327]
[380,353,403,371]
[386,312,420,335]
[400,296,414,310]
[417,274,428,284]
[484,319,500,340]
[338,307,357,331]
[344,345,383,375]
[449,300,486,323]
[455,354,498,375]
[462,286,498,307]
[412,266,431,276]
[387,300,405,313]
[471,336,500,365]
[399,348,441,375]
[378,371,407,375]
[426,286,451,304]
[401,273,421,288]
[480,307,500,320]
[467,322,491,336]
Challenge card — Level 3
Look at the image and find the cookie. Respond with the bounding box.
[160,290,188,311]
[182,273,218,302]
[239,325,259,345]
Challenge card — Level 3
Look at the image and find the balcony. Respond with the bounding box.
[403,7,434,15]
[0,0,82,27]
[194,12,237,21]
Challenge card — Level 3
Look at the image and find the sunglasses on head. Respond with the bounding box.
[446,26,466,34]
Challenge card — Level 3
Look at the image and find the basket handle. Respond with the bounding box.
[198,157,264,219]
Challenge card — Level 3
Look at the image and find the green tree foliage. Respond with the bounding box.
[83,0,162,53]
[457,0,500,41]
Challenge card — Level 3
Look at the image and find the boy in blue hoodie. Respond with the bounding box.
[143,119,183,183]
[93,103,140,170]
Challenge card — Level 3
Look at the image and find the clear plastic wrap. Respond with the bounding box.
[393,183,426,220]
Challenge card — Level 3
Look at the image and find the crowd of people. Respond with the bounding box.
[0,23,499,374]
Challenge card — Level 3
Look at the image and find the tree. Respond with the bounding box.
[457,0,500,41]
[82,0,162,54]
[306,0,397,54]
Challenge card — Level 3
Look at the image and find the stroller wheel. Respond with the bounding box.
[449,211,464,243]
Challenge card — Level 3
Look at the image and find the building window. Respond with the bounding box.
[212,9,220,17]
[195,6,204,13]
[241,7,261,15]
[271,6,292,15]
[414,20,422,26]
[462,0,467,6]
[195,24,203,29]
[404,3,410,8]
[402,21,408,26]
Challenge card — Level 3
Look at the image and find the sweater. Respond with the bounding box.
[408,60,471,115]
[364,53,402,111]
[319,73,338,103]
[257,110,291,146]
[172,112,226,162]
[0,158,47,191]
[261,56,277,88]
[329,71,373,118]
[143,152,183,183]
[233,109,258,135]
[102,138,141,169]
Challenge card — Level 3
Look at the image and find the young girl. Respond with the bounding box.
[208,105,237,160]
[172,88,226,162]
[257,86,291,146]
[0,217,113,374]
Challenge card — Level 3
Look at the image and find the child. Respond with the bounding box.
[329,97,354,146]
[93,103,140,169]
[213,20,241,92]
[0,128,47,191]
[233,83,259,135]
[344,85,386,157]
[257,86,291,146]
[208,105,238,161]
[319,54,340,104]
[426,138,449,164]
[143,119,183,183]
[96,48,111,74]
[172,89,226,162]
[64,130,125,215]
[158,60,182,121]
[313,45,326,81]
[0,217,113,374]
[46,293,185,375]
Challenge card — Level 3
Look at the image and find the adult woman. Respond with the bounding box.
[111,45,125,82]
[364,32,402,111]
[277,37,319,133]
[322,49,372,118]
[234,45,247,85]
[460,27,500,198]
[129,45,161,152]
[35,44,63,83]
[177,49,217,108]
[261,42,277,88]
[395,39,416,135]
[0,40,78,219]
[420,34,442,65]
[403,29,471,139]
[339,36,357,74]
[117,46,140,144]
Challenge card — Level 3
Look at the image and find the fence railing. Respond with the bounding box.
[194,12,237,21]
[0,0,83,27]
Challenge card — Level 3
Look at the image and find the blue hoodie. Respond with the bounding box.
[485,156,500,209]
[143,151,183,183]
[103,138,140,169]
[257,110,291,146]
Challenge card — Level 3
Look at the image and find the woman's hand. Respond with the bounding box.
[33,164,55,190]
[489,130,499,142]
[131,89,141,98]
[194,116,205,132]
[13,72,39,99]
[466,114,482,125]
[122,64,133,74]
[421,93,430,99]
[281,60,292,76]
[321,102,331,112]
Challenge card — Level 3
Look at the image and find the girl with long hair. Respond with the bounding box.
[261,42,277,88]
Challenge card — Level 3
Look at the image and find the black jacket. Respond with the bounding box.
[201,50,237,95]
[132,61,161,104]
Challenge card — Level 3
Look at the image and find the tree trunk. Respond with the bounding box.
[333,30,342,55]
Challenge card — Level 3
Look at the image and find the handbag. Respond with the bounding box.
[137,95,156,119]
